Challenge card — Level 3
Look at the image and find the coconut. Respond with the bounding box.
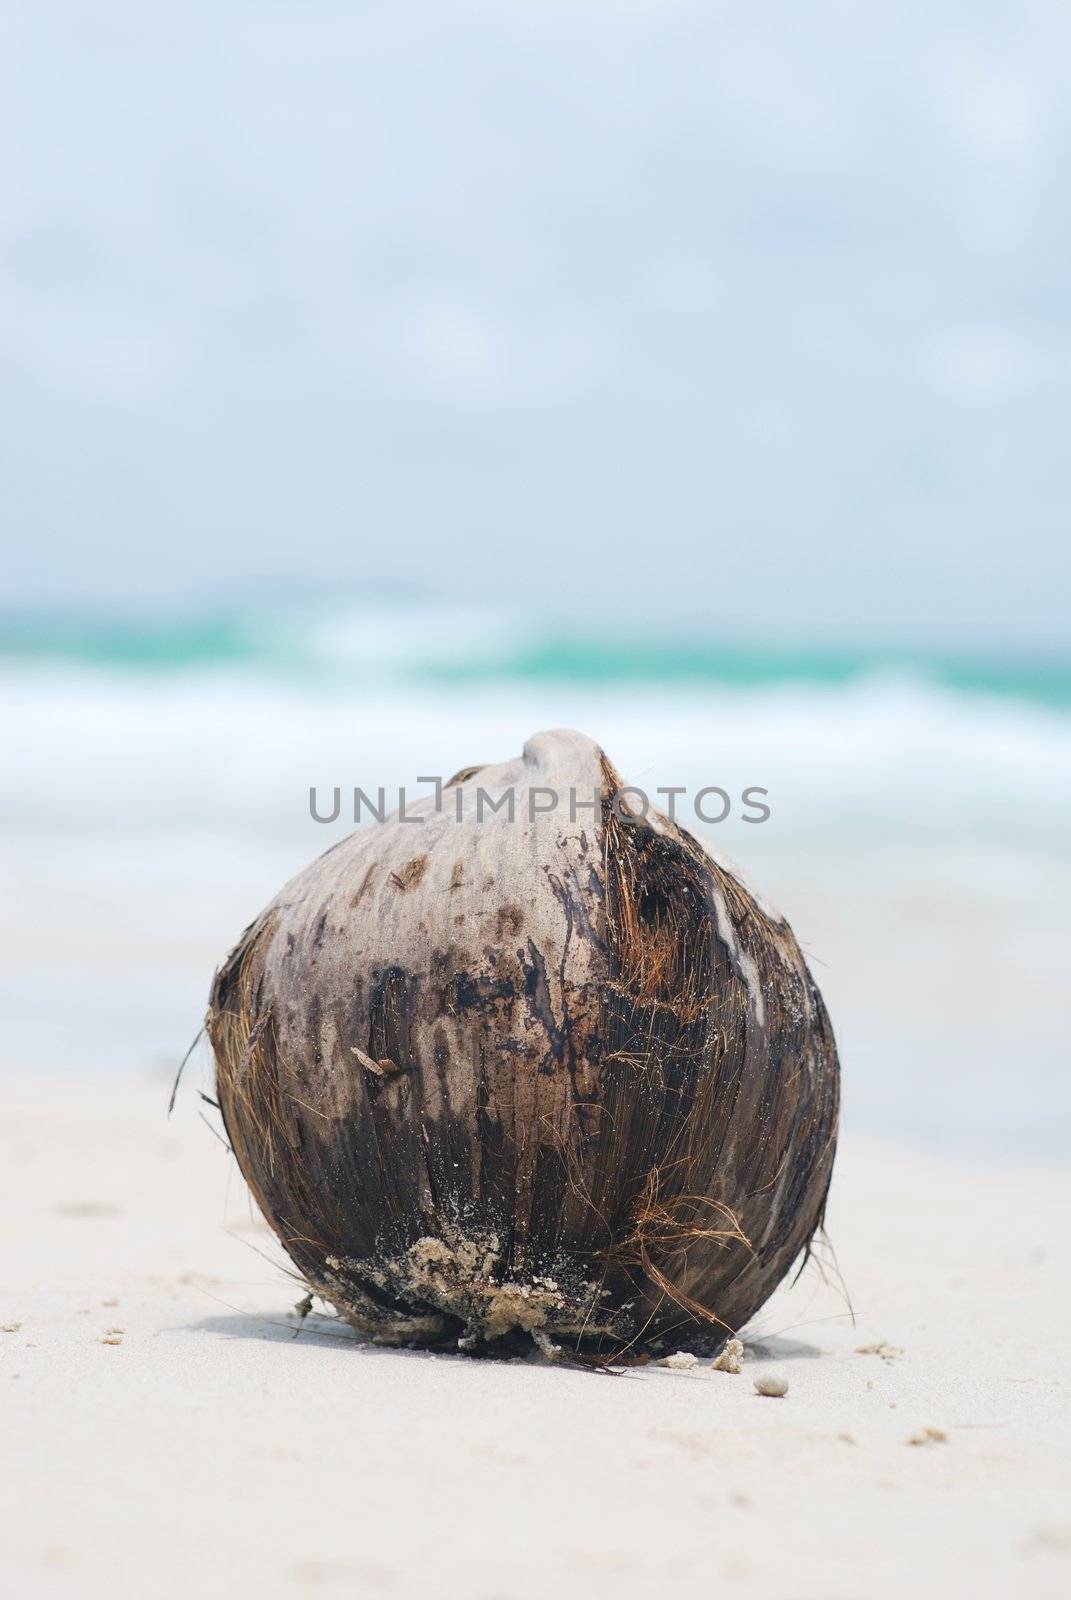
[207,729,838,1358]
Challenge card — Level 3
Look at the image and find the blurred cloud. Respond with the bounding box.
[2,2,1070,644]
[933,324,1039,405]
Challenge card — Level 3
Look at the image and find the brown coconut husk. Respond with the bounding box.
[207,729,838,1359]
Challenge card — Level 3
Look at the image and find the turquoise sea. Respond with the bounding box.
[3,598,1070,707]
[2,597,1069,1160]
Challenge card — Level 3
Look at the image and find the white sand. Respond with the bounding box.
[2,1074,1069,1600]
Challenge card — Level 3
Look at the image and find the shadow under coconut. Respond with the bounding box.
[188,1311,365,1349]
[743,1335,823,1362]
[188,1311,824,1372]
[188,1312,566,1367]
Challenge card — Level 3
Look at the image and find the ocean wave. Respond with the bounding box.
[2,660,1068,853]
[2,596,1070,708]
[3,652,1068,1152]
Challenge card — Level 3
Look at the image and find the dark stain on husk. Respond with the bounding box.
[207,729,838,1359]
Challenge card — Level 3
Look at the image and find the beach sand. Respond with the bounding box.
[2,1073,1069,1600]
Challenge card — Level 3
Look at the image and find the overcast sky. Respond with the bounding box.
[4,3,1070,647]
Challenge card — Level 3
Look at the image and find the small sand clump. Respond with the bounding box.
[660,1351,699,1371]
[908,1427,947,1447]
[857,1341,903,1363]
[711,1337,744,1374]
